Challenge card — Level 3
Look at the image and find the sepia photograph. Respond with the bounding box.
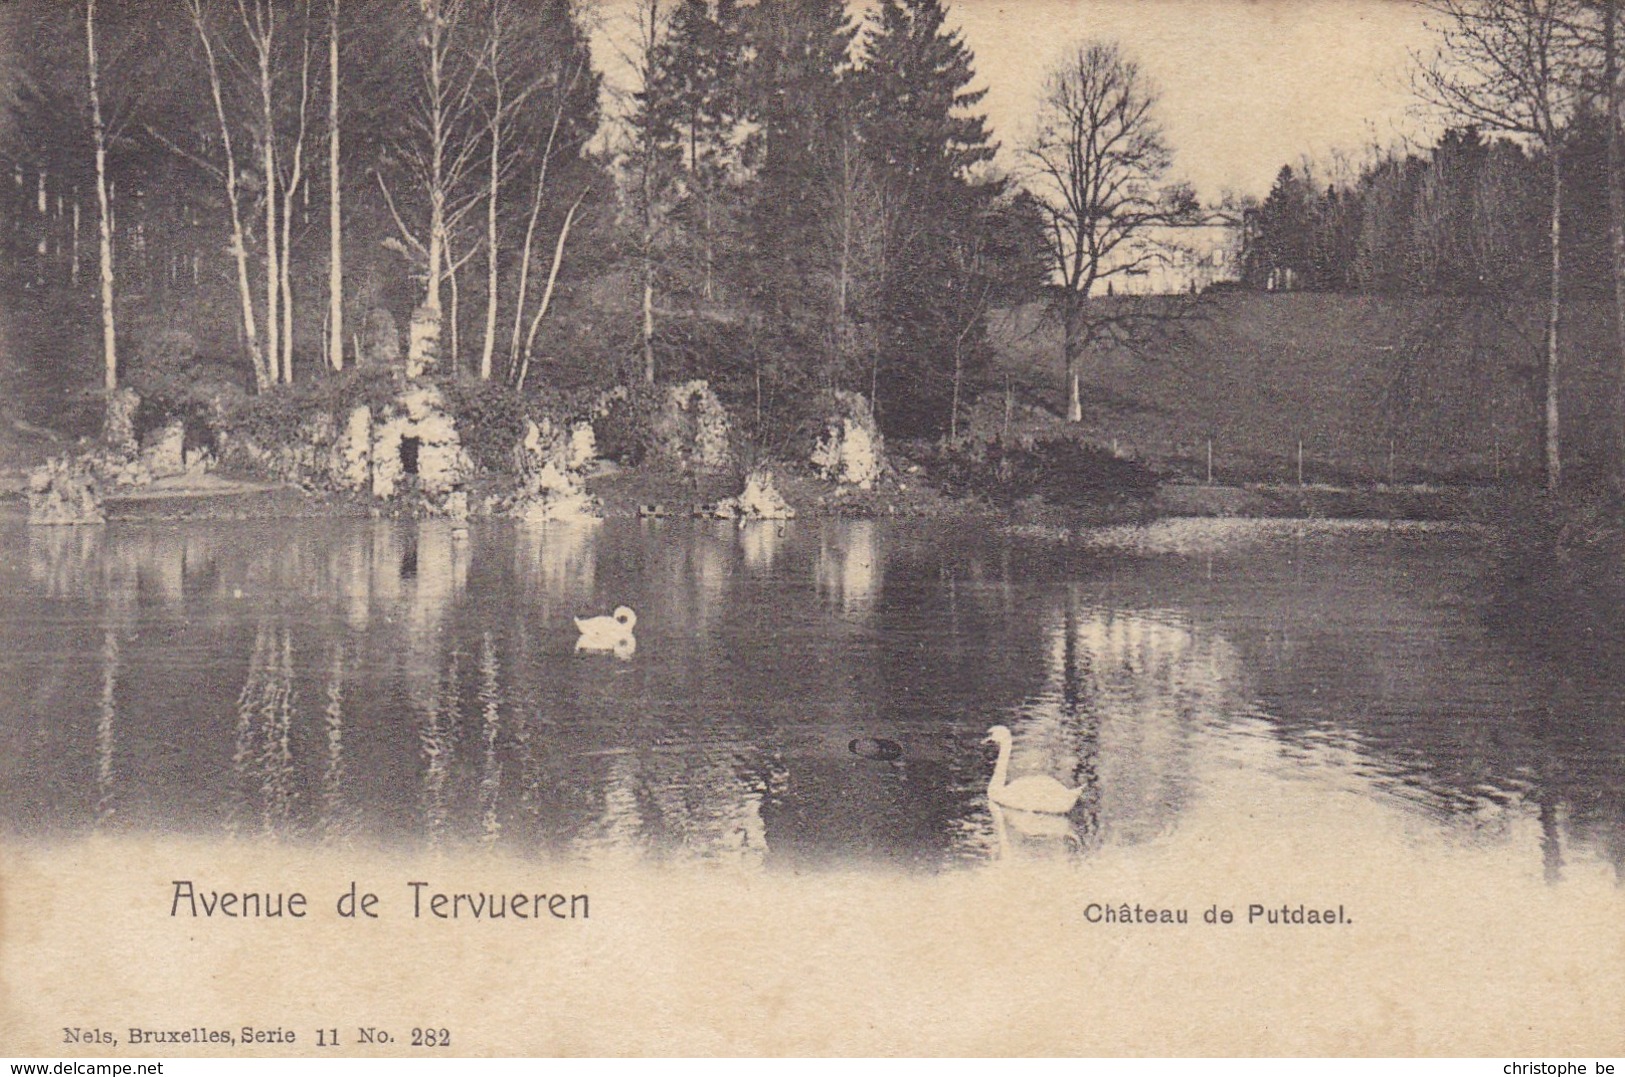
[1,0,1623,1059]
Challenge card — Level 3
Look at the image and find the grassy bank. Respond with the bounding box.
[990,291,1624,487]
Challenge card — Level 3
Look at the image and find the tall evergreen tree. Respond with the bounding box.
[651,0,748,304]
[740,0,855,404]
[854,0,1000,437]
[1246,166,1314,289]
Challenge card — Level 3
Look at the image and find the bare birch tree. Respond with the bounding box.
[327,0,343,371]
[625,0,671,386]
[85,0,117,390]
[181,0,268,390]
[505,48,595,383]
[276,11,315,384]
[474,0,576,380]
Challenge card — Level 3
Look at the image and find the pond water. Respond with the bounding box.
[4,512,1624,880]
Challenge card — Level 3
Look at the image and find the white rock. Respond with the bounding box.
[567,421,597,471]
[142,422,187,480]
[329,405,372,490]
[812,391,884,489]
[713,468,795,521]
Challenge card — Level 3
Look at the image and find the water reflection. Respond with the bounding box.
[320,641,348,842]
[3,515,1625,881]
[94,624,117,826]
[514,520,596,609]
[478,632,503,846]
[229,623,298,839]
[738,520,786,574]
[817,518,882,618]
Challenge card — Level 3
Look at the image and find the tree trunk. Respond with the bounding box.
[1610,0,1625,489]
[327,0,343,371]
[447,228,461,372]
[507,164,545,379]
[520,191,585,382]
[480,12,502,383]
[424,4,446,319]
[1064,293,1082,423]
[280,196,294,384]
[86,0,117,391]
[642,256,655,385]
[280,33,307,388]
[262,43,281,384]
[481,109,500,381]
[427,199,445,318]
[188,0,267,390]
[641,132,656,385]
[1546,150,1563,491]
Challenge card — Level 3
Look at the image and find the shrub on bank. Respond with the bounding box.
[922,433,1161,510]
[439,379,530,474]
[594,384,665,466]
[126,330,247,456]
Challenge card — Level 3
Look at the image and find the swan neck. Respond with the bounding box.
[988,735,1011,796]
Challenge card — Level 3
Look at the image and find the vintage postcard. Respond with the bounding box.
[3,0,1624,1059]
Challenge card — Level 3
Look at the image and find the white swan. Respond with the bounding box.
[575,606,637,650]
[984,725,1083,814]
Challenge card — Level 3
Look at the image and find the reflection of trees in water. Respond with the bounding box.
[1201,530,1625,881]
[319,641,349,843]
[94,623,117,826]
[981,590,1242,859]
[478,632,503,846]
[569,753,649,863]
[417,647,462,849]
[28,525,104,599]
[738,520,786,574]
[683,524,732,632]
[816,519,882,619]
[512,521,597,614]
[27,525,214,608]
[228,623,298,839]
[629,745,770,868]
[1515,695,1625,884]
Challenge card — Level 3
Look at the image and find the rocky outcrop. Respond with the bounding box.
[504,418,601,523]
[710,468,795,521]
[656,380,731,473]
[28,457,104,525]
[509,461,600,524]
[141,421,187,480]
[371,383,468,498]
[567,420,597,471]
[327,406,372,490]
[812,390,884,490]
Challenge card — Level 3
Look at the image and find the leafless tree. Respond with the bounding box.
[378,0,485,342]
[1021,41,1187,423]
[327,0,343,371]
[180,0,267,390]
[1416,0,1589,489]
[85,0,116,390]
[505,54,590,381]
[276,12,315,384]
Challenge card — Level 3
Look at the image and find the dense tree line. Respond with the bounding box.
[1,0,1047,442]
[1242,123,1607,299]
[1250,0,1625,492]
[624,0,1042,438]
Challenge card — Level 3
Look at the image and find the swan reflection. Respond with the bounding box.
[989,802,1085,863]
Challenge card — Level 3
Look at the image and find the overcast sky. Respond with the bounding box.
[593,0,1443,202]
